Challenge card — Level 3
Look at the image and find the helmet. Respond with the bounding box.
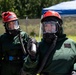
[2,11,20,36]
[2,11,18,23]
[41,11,63,43]
[41,10,63,25]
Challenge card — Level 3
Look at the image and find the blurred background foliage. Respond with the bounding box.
[0,0,70,19]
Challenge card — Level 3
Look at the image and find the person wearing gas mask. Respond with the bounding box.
[21,10,76,75]
[0,11,30,75]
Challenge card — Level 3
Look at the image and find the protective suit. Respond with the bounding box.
[0,11,29,75]
[22,10,76,75]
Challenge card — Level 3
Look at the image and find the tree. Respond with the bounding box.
[0,0,70,19]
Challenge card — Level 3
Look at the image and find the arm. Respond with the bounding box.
[72,63,76,75]
[72,42,76,75]
[19,31,29,55]
[0,36,2,74]
[22,38,39,75]
[22,55,39,75]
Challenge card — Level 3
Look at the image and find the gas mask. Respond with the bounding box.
[5,20,20,36]
[42,21,59,43]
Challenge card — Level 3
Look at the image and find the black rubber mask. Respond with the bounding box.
[43,33,57,43]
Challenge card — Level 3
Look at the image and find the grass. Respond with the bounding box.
[67,35,76,42]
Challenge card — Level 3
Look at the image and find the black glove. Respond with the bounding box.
[27,38,38,60]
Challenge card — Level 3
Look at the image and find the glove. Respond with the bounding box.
[72,71,76,75]
[27,38,38,60]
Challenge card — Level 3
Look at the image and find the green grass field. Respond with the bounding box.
[67,35,76,42]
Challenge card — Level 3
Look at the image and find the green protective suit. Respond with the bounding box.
[23,34,76,75]
[0,31,29,75]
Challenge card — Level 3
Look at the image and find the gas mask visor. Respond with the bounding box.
[42,21,58,34]
[6,20,19,30]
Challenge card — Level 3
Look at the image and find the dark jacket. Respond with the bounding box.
[0,31,29,75]
[23,34,76,75]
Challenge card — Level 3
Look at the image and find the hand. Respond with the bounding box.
[72,71,76,75]
[27,38,38,60]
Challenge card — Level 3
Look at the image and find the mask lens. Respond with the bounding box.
[42,21,58,33]
[6,20,19,30]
